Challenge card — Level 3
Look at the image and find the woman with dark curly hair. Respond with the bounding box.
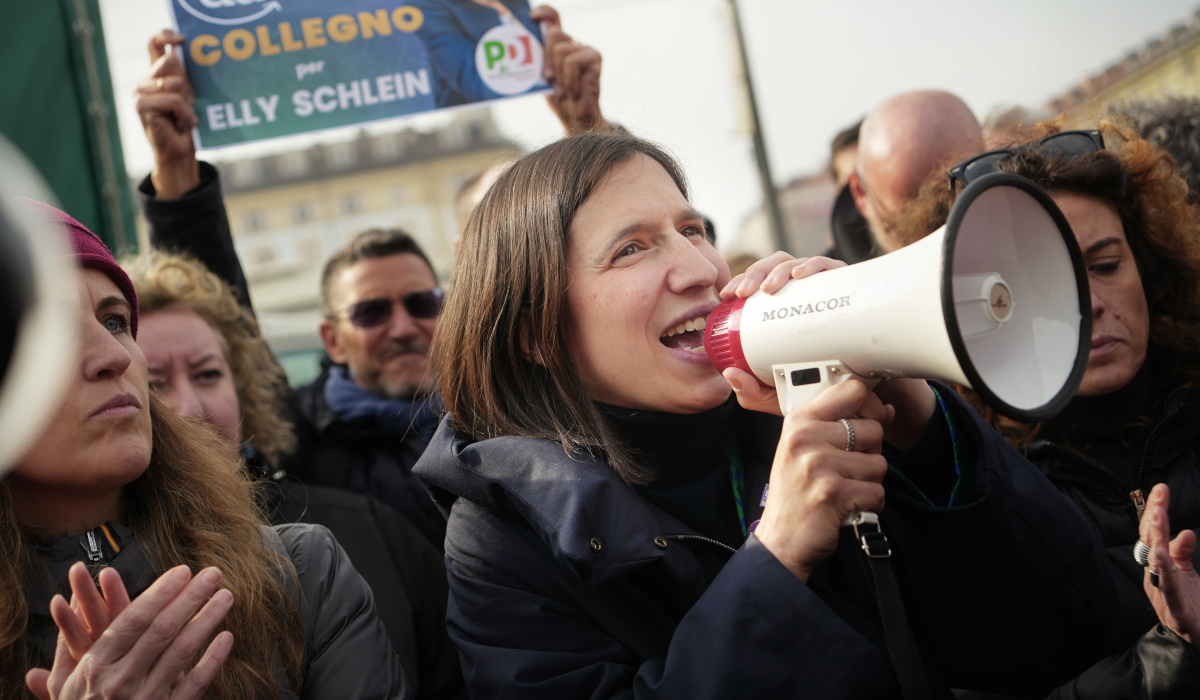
[895,120,1200,600]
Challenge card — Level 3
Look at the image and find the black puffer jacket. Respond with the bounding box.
[1024,381,1200,589]
[26,522,405,699]
[260,477,464,700]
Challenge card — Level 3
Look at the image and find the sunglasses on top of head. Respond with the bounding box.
[337,288,445,328]
[947,129,1105,191]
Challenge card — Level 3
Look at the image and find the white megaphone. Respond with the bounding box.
[705,172,1091,424]
[0,136,78,475]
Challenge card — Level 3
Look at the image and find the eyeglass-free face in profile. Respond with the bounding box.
[338,288,445,328]
[947,130,1105,191]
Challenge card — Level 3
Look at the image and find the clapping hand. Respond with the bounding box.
[26,563,234,700]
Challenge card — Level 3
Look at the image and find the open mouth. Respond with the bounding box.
[660,316,707,354]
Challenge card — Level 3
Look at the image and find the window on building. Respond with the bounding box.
[338,192,365,215]
[279,151,310,178]
[328,142,357,169]
[442,123,467,149]
[290,201,317,223]
[241,210,269,232]
[229,159,263,188]
[251,246,277,265]
[374,135,401,161]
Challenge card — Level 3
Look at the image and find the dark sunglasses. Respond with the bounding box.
[339,288,444,328]
[947,130,1105,191]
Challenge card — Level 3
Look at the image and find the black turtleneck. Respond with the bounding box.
[1045,362,1156,485]
[598,388,972,551]
[598,402,746,549]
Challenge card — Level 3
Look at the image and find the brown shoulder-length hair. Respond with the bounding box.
[0,394,303,699]
[123,251,296,466]
[895,119,1200,445]
[434,133,689,485]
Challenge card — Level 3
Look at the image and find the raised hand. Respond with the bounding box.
[533,5,608,136]
[135,29,200,199]
[1140,483,1200,646]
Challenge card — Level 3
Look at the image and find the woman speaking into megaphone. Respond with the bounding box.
[411,132,1197,698]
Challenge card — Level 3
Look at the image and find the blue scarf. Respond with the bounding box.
[323,365,442,441]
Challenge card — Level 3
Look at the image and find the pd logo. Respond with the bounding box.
[474,15,544,96]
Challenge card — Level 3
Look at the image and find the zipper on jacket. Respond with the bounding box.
[1035,398,1195,526]
[1130,489,1147,520]
[80,529,107,583]
[665,533,737,555]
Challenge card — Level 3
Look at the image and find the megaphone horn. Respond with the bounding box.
[705,172,1091,423]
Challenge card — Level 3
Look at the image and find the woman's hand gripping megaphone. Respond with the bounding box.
[718,253,935,448]
[717,254,937,579]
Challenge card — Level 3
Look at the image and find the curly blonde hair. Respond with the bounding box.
[124,251,296,465]
[895,118,1200,445]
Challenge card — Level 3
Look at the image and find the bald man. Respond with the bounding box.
[848,90,982,254]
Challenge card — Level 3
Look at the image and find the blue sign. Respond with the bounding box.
[170,0,548,147]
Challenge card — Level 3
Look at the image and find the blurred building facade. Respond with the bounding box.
[148,109,519,314]
[1049,8,1200,124]
[734,171,837,259]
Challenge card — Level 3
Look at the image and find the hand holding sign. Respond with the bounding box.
[533,5,607,136]
[136,29,200,198]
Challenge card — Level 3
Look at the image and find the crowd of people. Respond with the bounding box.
[5,6,1200,699]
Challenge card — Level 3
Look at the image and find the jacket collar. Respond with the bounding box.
[415,417,711,587]
[28,522,157,617]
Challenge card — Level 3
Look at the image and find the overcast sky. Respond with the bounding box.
[99,0,1200,251]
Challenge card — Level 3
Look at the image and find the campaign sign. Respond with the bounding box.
[170,0,548,148]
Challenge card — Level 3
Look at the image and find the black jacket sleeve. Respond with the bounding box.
[137,162,253,311]
[276,523,408,699]
[269,483,466,700]
[874,388,1127,697]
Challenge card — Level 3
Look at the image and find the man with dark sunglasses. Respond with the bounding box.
[848,89,983,256]
[284,227,451,549]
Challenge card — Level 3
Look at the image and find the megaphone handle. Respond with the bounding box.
[770,361,880,527]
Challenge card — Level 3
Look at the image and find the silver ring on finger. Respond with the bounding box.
[1133,540,1152,567]
[840,418,856,452]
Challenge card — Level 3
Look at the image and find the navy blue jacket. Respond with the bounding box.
[415,391,1133,699]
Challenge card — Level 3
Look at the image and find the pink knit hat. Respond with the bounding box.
[23,200,138,338]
